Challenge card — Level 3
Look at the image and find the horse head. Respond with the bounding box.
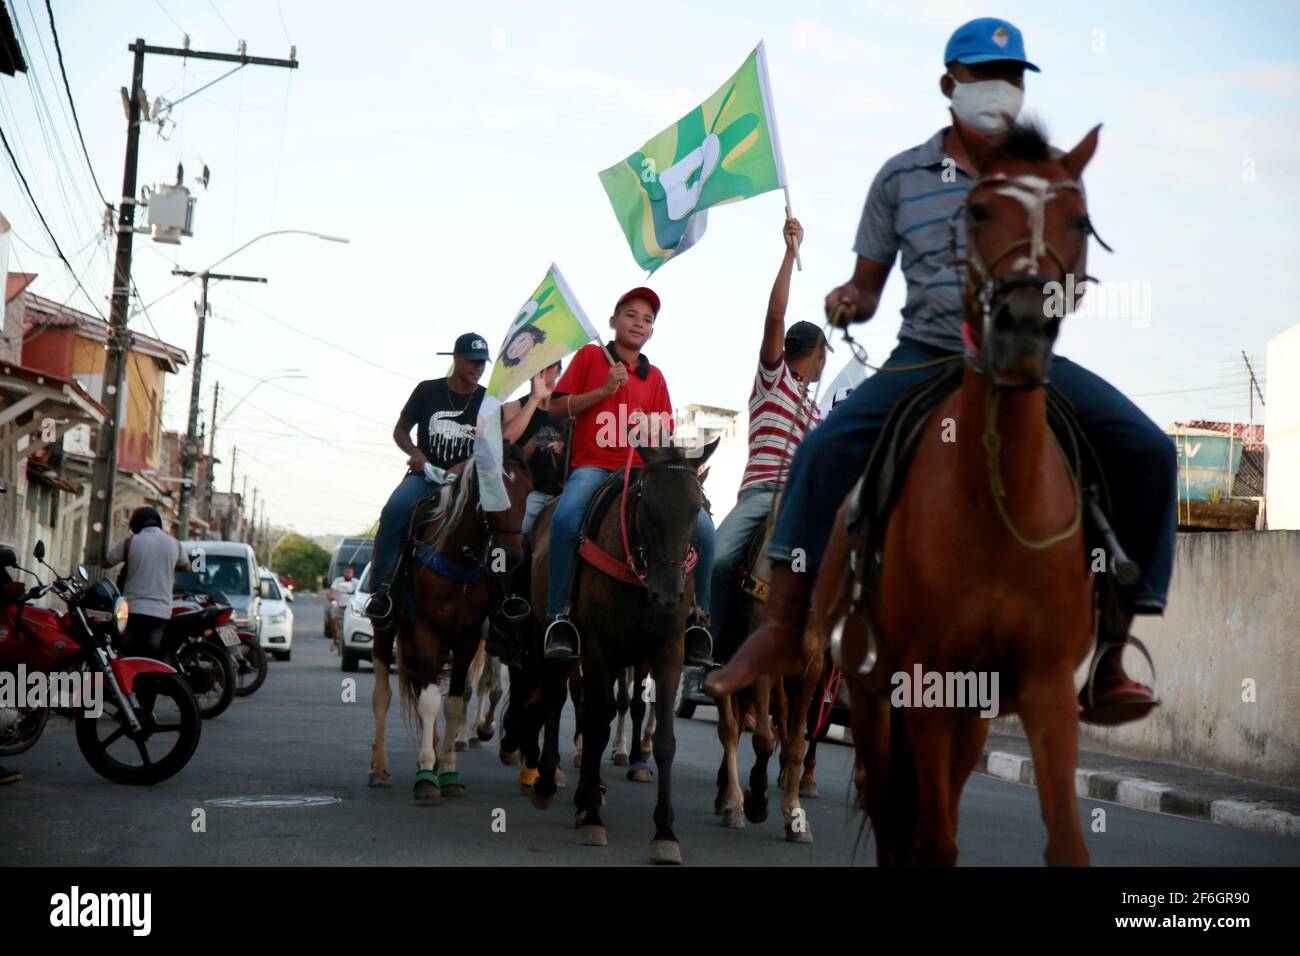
[956,119,1103,389]
[632,436,719,612]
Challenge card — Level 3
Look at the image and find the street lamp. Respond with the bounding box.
[173,230,349,536]
[220,368,308,424]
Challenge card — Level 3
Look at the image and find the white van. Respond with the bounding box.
[177,540,261,635]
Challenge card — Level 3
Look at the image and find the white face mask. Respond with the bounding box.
[948,76,1023,136]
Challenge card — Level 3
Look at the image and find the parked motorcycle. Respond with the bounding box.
[173,582,267,698]
[0,542,202,784]
[164,594,238,718]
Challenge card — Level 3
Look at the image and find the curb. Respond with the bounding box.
[977,750,1300,840]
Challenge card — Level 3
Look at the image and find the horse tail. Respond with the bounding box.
[394,624,421,732]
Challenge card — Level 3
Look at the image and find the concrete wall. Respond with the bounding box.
[994,530,1300,787]
[1265,324,1300,529]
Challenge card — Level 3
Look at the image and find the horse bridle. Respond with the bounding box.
[623,461,701,585]
[949,171,1111,391]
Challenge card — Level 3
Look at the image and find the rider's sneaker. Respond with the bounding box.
[1079,642,1159,726]
[365,585,393,623]
[542,614,580,661]
[684,608,715,667]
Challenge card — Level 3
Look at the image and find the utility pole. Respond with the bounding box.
[229,444,237,493]
[204,380,221,530]
[173,269,266,535]
[84,38,297,565]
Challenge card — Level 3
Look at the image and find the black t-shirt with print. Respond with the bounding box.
[517,405,565,496]
[400,378,485,471]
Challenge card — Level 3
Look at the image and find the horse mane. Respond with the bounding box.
[427,458,478,552]
[995,117,1051,163]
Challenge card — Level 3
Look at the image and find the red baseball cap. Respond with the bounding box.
[615,286,660,318]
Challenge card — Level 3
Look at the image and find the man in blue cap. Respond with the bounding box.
[708,18,1175,727]
[365,332,489,660]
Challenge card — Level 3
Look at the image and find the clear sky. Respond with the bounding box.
[2,0,1297,536]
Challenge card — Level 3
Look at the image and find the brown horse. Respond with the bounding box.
[529,438,718,863]
[369,451,531,802]
[815,121,1104,866]
[714,524,825,842]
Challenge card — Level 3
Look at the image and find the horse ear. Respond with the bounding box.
[687,437,721,468]
[1061,124,1101,181]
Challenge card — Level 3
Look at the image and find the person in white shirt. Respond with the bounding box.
[327,566,358,653]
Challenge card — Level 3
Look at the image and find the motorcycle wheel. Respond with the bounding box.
[230,639,268,697]
[75,672,202,785]
[175,641,236,719]
[0,706,50,756]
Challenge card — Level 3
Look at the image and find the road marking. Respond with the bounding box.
[205,795,342,808]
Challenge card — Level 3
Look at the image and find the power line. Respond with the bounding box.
[203,356,391,427]
[42,0,109,208]
[0,123,106,318]
[222,287,419,382]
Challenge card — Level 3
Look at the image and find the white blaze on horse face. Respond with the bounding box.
[659,133,721,221]
[992,174,1058,272]
[417,683,442,772]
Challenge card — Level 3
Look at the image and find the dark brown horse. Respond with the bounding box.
[815,121,1104,865]
[370,450,531,802]
[528,438,718,863]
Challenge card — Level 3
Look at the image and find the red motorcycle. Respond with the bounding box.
[0,542,202,785]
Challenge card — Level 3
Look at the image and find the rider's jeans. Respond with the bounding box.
[123,613,168,659]
[372,472,442,592]
[771,338,1178,613]
[522,490,557,538]
[708,482,778,646]
[545,466,716,619]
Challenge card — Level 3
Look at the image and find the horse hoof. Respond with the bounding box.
[613,751,630,767]
[477,725,495,743]
[649,839,682,865]
[530,787,556,811]
[577,825,607,847]
[500,746,520,767]
[455,739,468,752]
[713,796,726,815]
[799,778,819,800]
[517,766,539,790]
[743,789,768,824]
[572,751,583,769]
[785,823,814,844]
[555,768,567,788]
[368,770,392,789]
[628,764,654,784]
[466,737,482,750]
[413,779,441,804]
[438,772,465,797]
[722,808,745,829]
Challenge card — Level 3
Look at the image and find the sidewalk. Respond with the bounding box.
[979,731,1300,839]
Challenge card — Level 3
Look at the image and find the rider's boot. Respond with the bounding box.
[542,610,580,661]
[683,607,715,667]
[365,584,393,623]
[485,594,531,666]
[704,562,810,697]
[1079,618,1159,726]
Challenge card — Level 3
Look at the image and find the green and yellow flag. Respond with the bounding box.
[598,41,788,273]
[475,264,599,511]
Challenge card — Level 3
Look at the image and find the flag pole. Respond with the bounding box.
[783,186,803,272]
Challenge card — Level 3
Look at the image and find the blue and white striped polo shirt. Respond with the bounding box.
[853,127,972,353]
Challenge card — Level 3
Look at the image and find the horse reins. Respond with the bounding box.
[618,441,700,585]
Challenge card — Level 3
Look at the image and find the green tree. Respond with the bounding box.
[271,534,331,591]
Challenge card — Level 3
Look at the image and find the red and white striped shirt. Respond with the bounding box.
[741,356,823,491]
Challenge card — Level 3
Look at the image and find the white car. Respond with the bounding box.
[258,569,295,661]
[340,562,374,672]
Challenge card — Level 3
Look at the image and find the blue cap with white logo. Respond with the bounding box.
[944,17,1039,73]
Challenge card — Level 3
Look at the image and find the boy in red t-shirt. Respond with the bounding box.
[542,288,716,663]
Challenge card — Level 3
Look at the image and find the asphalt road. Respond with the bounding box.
[2,594,1297,867]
